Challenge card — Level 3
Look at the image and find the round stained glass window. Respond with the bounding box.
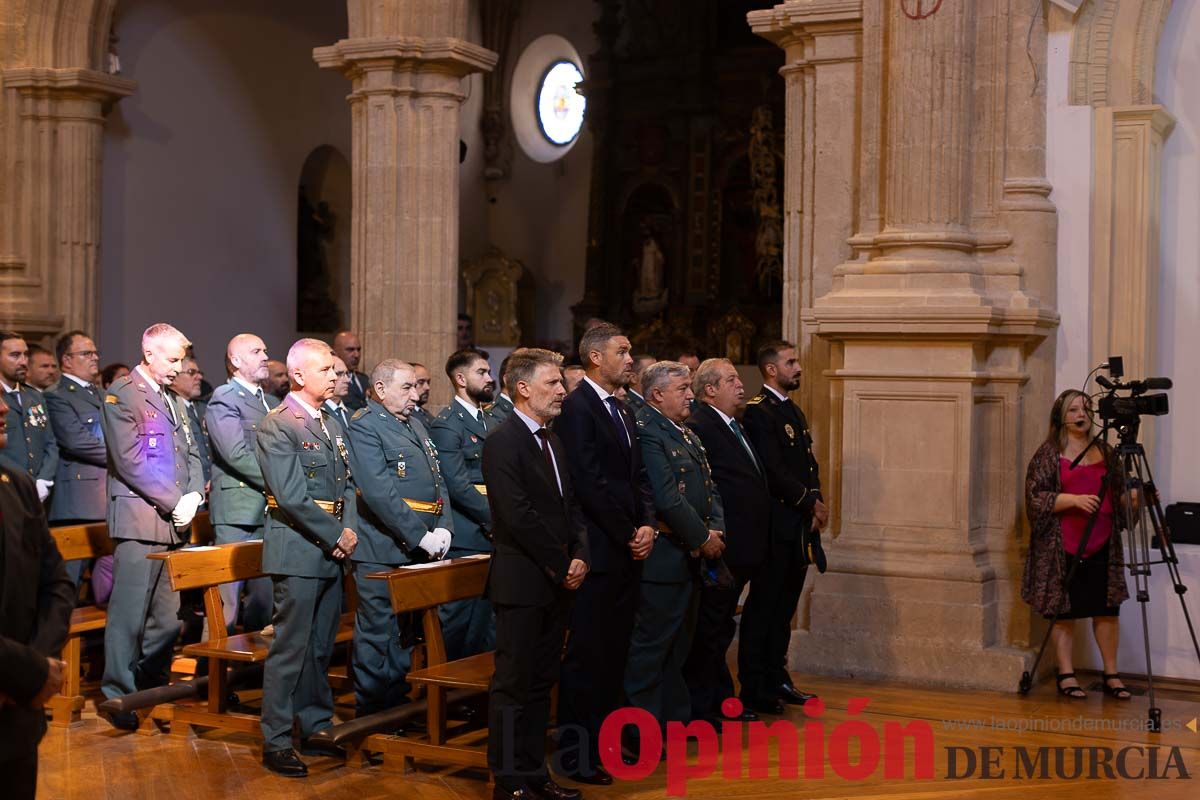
[536,60,586,146]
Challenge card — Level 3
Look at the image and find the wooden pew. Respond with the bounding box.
[144,539,355,737]
[363,555,492,771]
[46,512,213,727]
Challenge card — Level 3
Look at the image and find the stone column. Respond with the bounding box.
[0,68,133,339]
[758,0,1058,690]
[1089,105,1174,381]
[315,1,496,390]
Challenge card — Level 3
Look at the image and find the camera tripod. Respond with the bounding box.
[1019,417,1200,731]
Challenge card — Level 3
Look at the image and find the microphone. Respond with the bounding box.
[1096,375,1115,390]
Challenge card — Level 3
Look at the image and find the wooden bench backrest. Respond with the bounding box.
[51,511,214,561]
[370,556,490,666]
[51,521,113,561]
[372,556,490,614]
[151,540,266,592]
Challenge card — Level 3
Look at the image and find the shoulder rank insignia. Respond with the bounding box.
[785,423,796,440]
[0,473,8,483]
[351,407,369,421]
[105,394,119,404]
[268,404,286,415]
[747,395,764,405]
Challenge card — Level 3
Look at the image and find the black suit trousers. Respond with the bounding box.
[557,568,640,764]
[488,599,571,791]
[683,562,771,717]
[759,539,809,688]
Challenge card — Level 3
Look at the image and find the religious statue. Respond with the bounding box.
[296,186,341,332]
[632,222,669,316]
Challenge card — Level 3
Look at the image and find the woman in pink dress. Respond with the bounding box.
[1021,390,1131,700]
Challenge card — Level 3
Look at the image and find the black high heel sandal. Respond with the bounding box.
[1102,673,1132,700]
[1056,672,1086,699]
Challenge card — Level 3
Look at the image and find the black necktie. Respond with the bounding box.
[534,428,554,470]
[605,396,629,451]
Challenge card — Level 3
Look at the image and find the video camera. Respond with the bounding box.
[1095,356,1171,421]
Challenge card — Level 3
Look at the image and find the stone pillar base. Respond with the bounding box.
[788,570,1032,692]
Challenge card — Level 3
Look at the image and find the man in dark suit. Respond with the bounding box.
[333,330,371,411]
[627,361,725,734]
[483,348,588,800]
[555,323,655,783]
[349,359,452,717]
[205,333,277,632]
[0,401,75,800]
[683,358,774,720]
[46,331,107,585]
[99,324,205,729]
[0,331,59,501]
[742,342,825,707]
[255,338,359,776]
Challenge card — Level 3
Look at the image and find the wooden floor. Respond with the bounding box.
[38,670,1200,799]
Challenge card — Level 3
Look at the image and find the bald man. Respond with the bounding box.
[332,331,370,411]
[204,334,278,632]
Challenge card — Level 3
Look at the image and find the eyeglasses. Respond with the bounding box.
[67,350,100,359]
[182,369,202,377]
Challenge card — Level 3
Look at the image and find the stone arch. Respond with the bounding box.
[1069,0,1173,107]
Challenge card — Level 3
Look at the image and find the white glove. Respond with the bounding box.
[172,491,203,527]
[36,479,54,502]
[418,527,452,560]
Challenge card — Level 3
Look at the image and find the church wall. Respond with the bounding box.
[1049,2,1198,509]
[99,0,350,377]
[459,0,597,350]
[1152,0,1200,508]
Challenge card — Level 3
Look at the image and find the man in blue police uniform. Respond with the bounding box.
[98,323,205,729]
[348,359,452,717]
[0,331,58,501]
[256,338,359,777]
[741,341,825,708]
[204,333,277,631]
[430,348,497,660]
[627,361,725,734]
[333,330,370,411]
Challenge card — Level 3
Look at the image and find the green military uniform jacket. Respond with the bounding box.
[348,399,452,565]
[205,378,278,527]
[1,381,58,482]
[428,398,494,553]
[100,370,204,543]
[486,393,514,425]
[45,378,106,521]
[256,393,357,579]
[635,403,725,583]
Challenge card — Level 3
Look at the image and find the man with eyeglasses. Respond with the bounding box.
[46,331,108,583]
[0,331,58,501]
[171,356,213,491]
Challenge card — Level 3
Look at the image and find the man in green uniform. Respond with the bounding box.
[430,348,497,659]
[255,338,358,777]
[348,358,452,717]
[627,361,725,734]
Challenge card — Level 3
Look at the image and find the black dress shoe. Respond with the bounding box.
[531,778,583,800]
[742,695,785,715]
[560,763,613,785]
[262,748,308,777]
[777,684,818,705]
[720,707,760,723]
[298,738,345,758]
[100,709,140,731]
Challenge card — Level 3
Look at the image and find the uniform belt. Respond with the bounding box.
[266,494,344,519]
[473,484,488,496]
[404,497,444,515]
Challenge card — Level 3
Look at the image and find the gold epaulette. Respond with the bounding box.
[105,394,119,404]
[268,404,287,414]
[747,395,765,405]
